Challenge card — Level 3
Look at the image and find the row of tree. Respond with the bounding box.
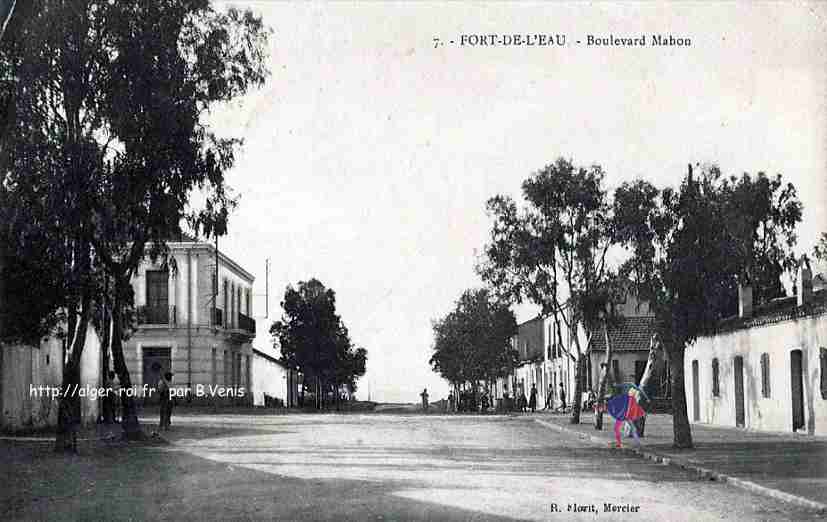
[0,1,270,449]
[269,279,367,409]
[446,157,808,448]
[429,289,518,403]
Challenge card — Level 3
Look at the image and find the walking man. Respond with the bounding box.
[558,382,567,412]
[544,384,554,411]
[158,371,174,431]
[528,383,537,413]
[420,388,429,412]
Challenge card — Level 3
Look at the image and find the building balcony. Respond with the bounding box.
[212,307,224,328]
[138,305,176,326]
[238,313,256,335]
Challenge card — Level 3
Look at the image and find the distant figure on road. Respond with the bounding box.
[447,391,455,413]
[158,372,174,431]
[544,384,554,411]
[529,384,537,413]
[420,388,429,412]
[558,382,567,411]
[518,390,528,413]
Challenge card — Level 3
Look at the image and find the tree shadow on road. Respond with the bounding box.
[1,442,522,521]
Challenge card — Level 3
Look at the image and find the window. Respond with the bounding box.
[211,348,217,384]
[712,358,720,397]
[145,270,170,324]
[222,279,228,324]
[224,350,230,386]
[820,348,827,400]
[760,353,771,398]
[146,270,169,308]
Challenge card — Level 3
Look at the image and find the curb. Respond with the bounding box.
[534,418,827,514]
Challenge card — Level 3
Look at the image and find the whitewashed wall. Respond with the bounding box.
[686,312,827,435]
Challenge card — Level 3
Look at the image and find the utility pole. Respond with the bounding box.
[265,258,269,318]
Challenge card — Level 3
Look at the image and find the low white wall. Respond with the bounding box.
[251,352,287,406]
[1,323,100,431]
[686,312,827,435]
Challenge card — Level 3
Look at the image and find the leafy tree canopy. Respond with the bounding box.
[270,279,367,399]
[429,288,517,387]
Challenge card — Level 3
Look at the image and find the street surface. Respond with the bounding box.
[2,412,822,521]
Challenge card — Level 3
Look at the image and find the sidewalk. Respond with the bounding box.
[535,412,827,513]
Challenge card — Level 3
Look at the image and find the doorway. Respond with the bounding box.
[692,360,700,422]
[790,350,805,432]
[734,356,745,427]
[142,346,171,404]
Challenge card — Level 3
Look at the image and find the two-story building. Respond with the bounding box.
[495,291,664,413]
[585,293,664,396]
[494,313,578,410]
[125,238,256,405]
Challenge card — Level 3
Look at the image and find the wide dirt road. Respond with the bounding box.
[158,412,817,521]
[2,412,820,521]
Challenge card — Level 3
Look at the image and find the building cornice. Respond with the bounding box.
[165,241,255,282]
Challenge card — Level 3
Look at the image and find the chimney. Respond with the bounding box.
[738,283,753,319]
[798,256,813,307]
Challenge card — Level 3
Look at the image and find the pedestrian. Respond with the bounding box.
[158,371,174,431]
[600,384,648,448]
[529,384,537,413]
[544,384,554,411]
[519,389,528,413]
[420,388,429,412]
[558,382,567,411]
[448,391,455,413]
[109,371,121,423]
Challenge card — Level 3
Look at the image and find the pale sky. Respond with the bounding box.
[208,1,827,403]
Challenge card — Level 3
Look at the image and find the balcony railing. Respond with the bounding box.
[238,313,256,335]
[212,307,224,328]
[138,305,175,325]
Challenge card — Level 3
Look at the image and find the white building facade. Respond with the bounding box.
[685,266,827,435]
[125,239,256,405]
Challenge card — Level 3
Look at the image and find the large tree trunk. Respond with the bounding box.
[634,334,664,437]
[100,283,114,425]
[594,321,612,430]
[569,326,589,424]
[55,240,92,453]
[111,274,143,440]
[667,342,693,448]
[55,294,90,453]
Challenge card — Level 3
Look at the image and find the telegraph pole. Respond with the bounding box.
[265,258,270,318]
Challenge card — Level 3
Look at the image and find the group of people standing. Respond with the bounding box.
[516,382,567,413]
[441,381,569,414]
